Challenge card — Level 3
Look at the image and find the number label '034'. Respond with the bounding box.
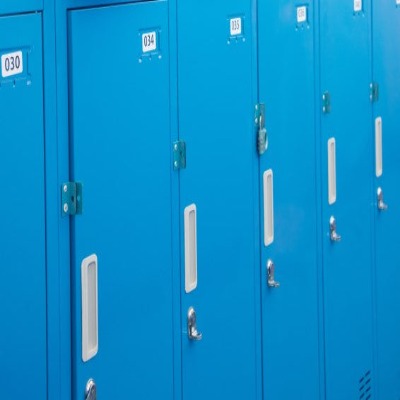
[142,32,157,53]
[1,51,23,78]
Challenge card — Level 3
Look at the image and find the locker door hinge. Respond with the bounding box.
[322,91,331,114]
[173,140,186,170]
[255,103,267,155]
[61,182,83,216]
[370,82,379,102]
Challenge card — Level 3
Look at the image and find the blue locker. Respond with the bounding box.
[258,1,321,399]
[319,0,374,398]
[67,3,174,398]
[0,13,47,400]
[177,1,260,398]
[372,1,400,399]
[0,0,42,15]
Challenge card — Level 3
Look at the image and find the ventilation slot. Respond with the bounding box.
[359,370,372,400]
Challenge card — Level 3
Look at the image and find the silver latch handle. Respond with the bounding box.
[85,379,97,400]
[377,187,388,211]
[329,216,341,242]
[267,259,280,288]
[187,307,203,341]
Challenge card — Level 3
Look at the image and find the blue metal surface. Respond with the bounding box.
[177,0,260,398]
[319,0,375,398]
[0,0,42,15]
[372,2,400,399]
[258,1,321,399]
[0,12,47,400]
[68,2,174,398]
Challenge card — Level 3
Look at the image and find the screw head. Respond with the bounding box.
[174,161,178,167]
[63,203,69,213]
[63,185,68,193]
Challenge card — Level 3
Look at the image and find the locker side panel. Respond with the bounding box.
[258,1,321,398]
[373,1,400,399]
[0,13,47,400]
[319,1,374,398]
[178,0,260,398]
[68,3,174,399]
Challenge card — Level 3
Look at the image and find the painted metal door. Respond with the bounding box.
[0,13,47,400]
[0,0,42,15]
[372,1,400,398]
[68,3,174,399]
[258,2,321,399]
[177,1,260,399]
[319,0,374,398]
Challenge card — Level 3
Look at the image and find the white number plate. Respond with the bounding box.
[297,6,307,23]
[354,0,362,11]
[1,51,23,78]
[142,31,157,53]
[230,18,242,36]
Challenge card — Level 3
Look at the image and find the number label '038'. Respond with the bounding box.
[230,18,242,36]
[142,31,157,53]
[1,51,23,78]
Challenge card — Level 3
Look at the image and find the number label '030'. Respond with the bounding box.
[230,18,242,36]
[1,51,23,78]
[142,32,157,53]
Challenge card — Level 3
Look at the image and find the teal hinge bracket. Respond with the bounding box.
[370,82,379,102]
[322,91,331,114]
[173,140,186,170]
[62,182,83,216]
[255,103,267,155]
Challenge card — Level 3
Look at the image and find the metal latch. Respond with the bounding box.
[85,379,97,400]
[370,82,379,102]
[255,103,268,155]
[62,182,83,216]
[267,259,280,288]
[377,187,388,211]
[173,140,186,170]
[322,91,331,114]
[187,307,202,341]
[329,216,341,242]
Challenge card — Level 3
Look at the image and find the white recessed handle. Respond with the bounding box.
[263,169,274,246]
[328,138,337,205]
[184,204,198,293]
[375,117,383,177]
[81,254,98,362]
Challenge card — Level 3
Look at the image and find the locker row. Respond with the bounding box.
[1,0,399,399]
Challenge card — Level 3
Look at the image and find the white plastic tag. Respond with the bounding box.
[230,18,242,36]
[142,31,157,53]
[354,0,362,12]
[1,51,23,78]
[297,6,307,23]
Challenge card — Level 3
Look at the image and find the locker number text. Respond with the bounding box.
[230,18,242,36]
[297,6,307,23]
[354,0,362,12]
[142,31,157,53]
[1,51,23,78]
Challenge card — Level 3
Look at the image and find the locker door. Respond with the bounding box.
[372,2,400,399]
[177,1,259,399]
[0,13,46,400]
[319,1,374,398]
[258,2,320,399]
[68,3,174,399]
[0,0,42,15]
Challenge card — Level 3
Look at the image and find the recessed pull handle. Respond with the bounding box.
[267,259,280,288]
[187,307,202,341]
[329,216,341,242]
[377,187,388,211]
[375,117,383,177]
